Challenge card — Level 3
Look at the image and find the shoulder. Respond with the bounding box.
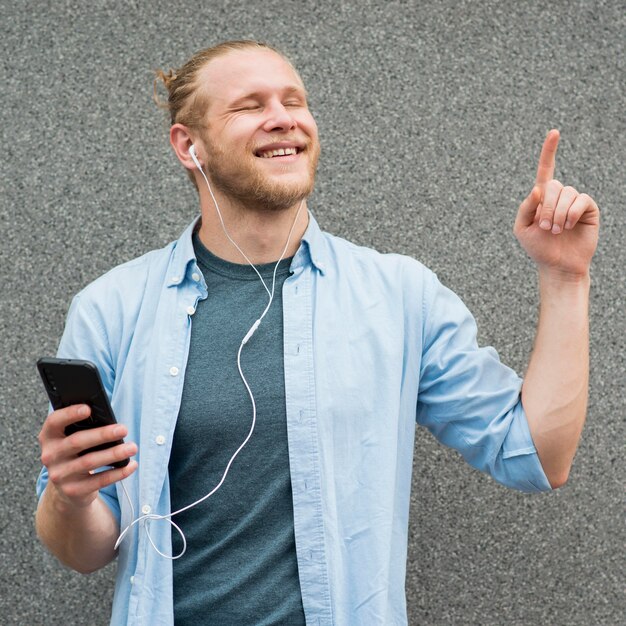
[74,242,176,314]
[319,229,434,289]
[58,240,182,375]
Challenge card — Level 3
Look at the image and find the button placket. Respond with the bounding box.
[282,266,333,623]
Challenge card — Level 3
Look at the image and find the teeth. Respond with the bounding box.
[259,147,298,158]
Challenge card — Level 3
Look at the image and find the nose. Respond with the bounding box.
[262,99,297,133]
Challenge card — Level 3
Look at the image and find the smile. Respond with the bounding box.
[255,143,304,159]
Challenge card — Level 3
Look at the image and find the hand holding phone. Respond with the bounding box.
[37,358,138,509]
[38,357,131,466]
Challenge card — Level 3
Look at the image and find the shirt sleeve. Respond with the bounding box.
[36,292,121,523]
[416,271,552,493]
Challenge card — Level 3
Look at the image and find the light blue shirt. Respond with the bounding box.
[37,213,551,625]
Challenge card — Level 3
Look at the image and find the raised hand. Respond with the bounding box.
[513,129,600,279]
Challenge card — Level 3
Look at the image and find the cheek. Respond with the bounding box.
[218,119,258,150]
[298,113,319,140]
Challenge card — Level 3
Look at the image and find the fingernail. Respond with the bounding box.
[78,405,90,417]
[540,219,551,230]
[114,426,126,437]
[552,224,561,234]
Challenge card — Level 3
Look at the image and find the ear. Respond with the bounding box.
[170,124,201,170]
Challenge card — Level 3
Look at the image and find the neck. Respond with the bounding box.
[196,187,309,265]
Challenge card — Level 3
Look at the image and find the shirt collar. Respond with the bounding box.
[167,210,327,288]
[167,215,202,287]
[291,211,327,275]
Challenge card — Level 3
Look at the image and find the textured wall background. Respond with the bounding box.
[1,1,624,624]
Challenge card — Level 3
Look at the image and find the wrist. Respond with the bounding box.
[537,270,591,311]
[538,266,591,290]
[46,481,96,514]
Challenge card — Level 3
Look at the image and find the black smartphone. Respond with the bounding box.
[37,357,129,468]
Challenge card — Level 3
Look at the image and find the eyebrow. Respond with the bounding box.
[228,85,308,108]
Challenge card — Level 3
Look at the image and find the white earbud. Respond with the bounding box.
[189,144,202,171]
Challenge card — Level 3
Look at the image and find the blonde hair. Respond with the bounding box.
[154,40,290,189]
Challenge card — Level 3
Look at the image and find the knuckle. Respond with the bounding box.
[77,455,93,472]
[102,426,117,443]
[48,470,61,484]
[64,484,80,499]
[67,436,84,454]
[96,470,113,489]
[40,450,52,466]
[563,185,577,195]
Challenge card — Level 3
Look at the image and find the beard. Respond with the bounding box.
[201,132,320,212]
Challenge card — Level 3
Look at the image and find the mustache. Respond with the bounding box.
[251,136,309,150]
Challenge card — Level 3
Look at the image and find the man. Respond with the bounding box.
[36,40,599,625]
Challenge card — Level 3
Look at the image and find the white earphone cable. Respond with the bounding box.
[115,148,304,559]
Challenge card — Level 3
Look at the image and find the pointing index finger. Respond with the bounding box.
[535,128,560,187]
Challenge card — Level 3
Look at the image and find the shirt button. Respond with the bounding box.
[141,504,151,515]
[171,276,180,284]
[186,306,196,315]
[169,366,179,376]
[130,576,135,585]
[155,435,166,445]
[191,272,201,282]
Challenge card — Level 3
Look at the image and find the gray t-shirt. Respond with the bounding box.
[168,233,306,625]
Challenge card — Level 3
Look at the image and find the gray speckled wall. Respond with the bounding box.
[1,1,623,624]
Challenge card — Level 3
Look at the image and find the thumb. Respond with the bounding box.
[516,186,542,228]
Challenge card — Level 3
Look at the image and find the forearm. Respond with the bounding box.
[36,483,120,574]
[522,269,590,488]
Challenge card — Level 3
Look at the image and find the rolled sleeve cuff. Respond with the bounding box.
[497,403,553,493]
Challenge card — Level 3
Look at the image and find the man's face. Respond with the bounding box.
[195,49,320,211]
